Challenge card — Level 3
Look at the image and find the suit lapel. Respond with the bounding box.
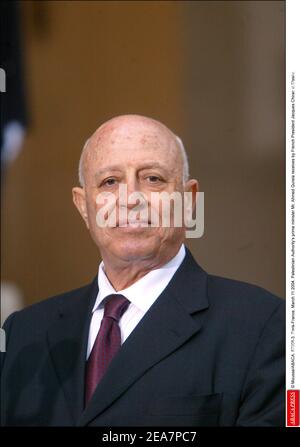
[46,277,98,424]
[77,249,209,426]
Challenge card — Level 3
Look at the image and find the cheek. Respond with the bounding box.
[84,194,104,234]
[87,191,111,221]
[85,191,98,213]
[149,204,182,228]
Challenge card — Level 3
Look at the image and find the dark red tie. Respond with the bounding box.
[85,294,130,406]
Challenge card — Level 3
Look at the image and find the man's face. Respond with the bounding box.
[73,119,195,264]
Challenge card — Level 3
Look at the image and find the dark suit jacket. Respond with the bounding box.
[1,248,285,426]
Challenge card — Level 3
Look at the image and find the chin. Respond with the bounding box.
[110,237,159,261]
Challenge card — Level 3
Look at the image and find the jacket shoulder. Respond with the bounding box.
[206,273,284,322]
[2,280,95,329]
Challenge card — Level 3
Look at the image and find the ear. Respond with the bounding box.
[72,187,89,229]
[184,179,199,212]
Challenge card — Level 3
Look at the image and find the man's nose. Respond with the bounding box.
[126,175,139,197]
[126,176,148,210]
[117,174,144,211]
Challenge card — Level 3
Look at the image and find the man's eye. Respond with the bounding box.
[102,178,117,186]
[147,176,161,183]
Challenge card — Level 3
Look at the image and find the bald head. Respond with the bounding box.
[78,115,189,187]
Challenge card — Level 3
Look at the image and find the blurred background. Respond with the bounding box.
[1,0,285,323]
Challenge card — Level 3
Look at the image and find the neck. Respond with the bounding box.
[101,245,182,291]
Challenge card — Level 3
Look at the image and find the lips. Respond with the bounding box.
[117,220,151,227]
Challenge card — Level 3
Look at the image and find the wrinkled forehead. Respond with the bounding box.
[84,121,181,169]
[88,119,176,153]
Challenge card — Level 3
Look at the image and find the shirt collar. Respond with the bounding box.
[93,244,186,313]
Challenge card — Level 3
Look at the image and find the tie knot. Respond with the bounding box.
[103,294,130,322]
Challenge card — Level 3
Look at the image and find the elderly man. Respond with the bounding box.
[1,115,284,427]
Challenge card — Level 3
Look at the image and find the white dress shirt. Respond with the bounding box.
[86,244,186,359]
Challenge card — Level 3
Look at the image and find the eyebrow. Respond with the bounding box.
[94,162,169,178]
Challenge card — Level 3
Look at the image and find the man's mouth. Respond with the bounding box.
[116,219,152,228]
